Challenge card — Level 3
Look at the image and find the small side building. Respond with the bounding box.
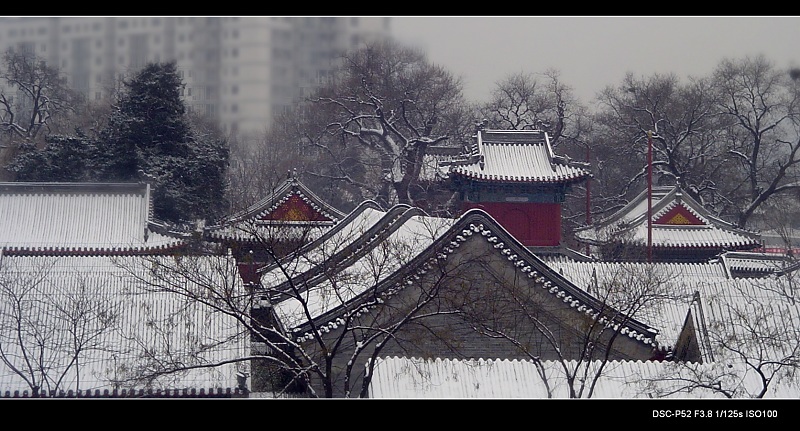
[442,126,591,250]
[574,185,761,262]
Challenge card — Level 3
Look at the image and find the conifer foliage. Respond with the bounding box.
[11,61,229,225]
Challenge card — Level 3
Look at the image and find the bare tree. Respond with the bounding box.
[479,69,587,148]
[713,55,800,228]
[0,48,79,179]
[107,253,250,391]
[295,40,471,209]
[105,207,466,398]
[592,72,730,220]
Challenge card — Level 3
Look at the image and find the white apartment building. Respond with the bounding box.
[0,16,391,136]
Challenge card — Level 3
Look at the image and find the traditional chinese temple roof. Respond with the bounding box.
[574,185,761,252]
[0,182,187,255]
[444,129,590,185]
[263,206,659,350]
[204,172,347,243]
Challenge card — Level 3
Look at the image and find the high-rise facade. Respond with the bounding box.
[0,17,391,136]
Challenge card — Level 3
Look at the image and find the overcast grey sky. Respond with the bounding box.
[391,16,800,104]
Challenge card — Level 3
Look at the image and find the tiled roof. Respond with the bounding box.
[271,209,455,335]
[0,182,186,255]
[418,145,464,182]
[539,256,800,367]
[717,251,798,276]
[575,185,760,250]
[369,356,800,398]
[0,255,249,394]
[205,174,346,242]
[258,201,392,289]
[448,129,590,184]
[267,208,658,349]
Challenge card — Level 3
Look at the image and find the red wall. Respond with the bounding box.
[461,202,562,247]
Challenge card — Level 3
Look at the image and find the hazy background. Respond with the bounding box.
[392,16,800,104]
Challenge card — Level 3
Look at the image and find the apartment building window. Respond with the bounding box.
[231,104,238,113]
[231,85,238,95]
[351,17,359,26]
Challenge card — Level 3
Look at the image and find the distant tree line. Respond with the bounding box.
[2,41,799,235]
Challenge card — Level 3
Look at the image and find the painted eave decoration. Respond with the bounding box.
[204,174,347,242]
[575,185,761,250]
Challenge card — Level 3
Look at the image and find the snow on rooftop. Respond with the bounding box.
[0,254,248,393]
[272,214,455,333]
[259,205,389,288]
[369,356,800,398]
[0,182,185,253]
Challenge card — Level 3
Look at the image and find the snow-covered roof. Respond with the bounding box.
[539,256,800,365]
[266,207,659,350]
[0,182,187,255]
[717,251,799,276]
[205,173,346,243]
[0,254,249,394]
[271,208,455,335]
[418,145,464,182]
[575,185,760,250]
[447,129,590,184]
[368,356,800,398]
[258,201,392,289]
